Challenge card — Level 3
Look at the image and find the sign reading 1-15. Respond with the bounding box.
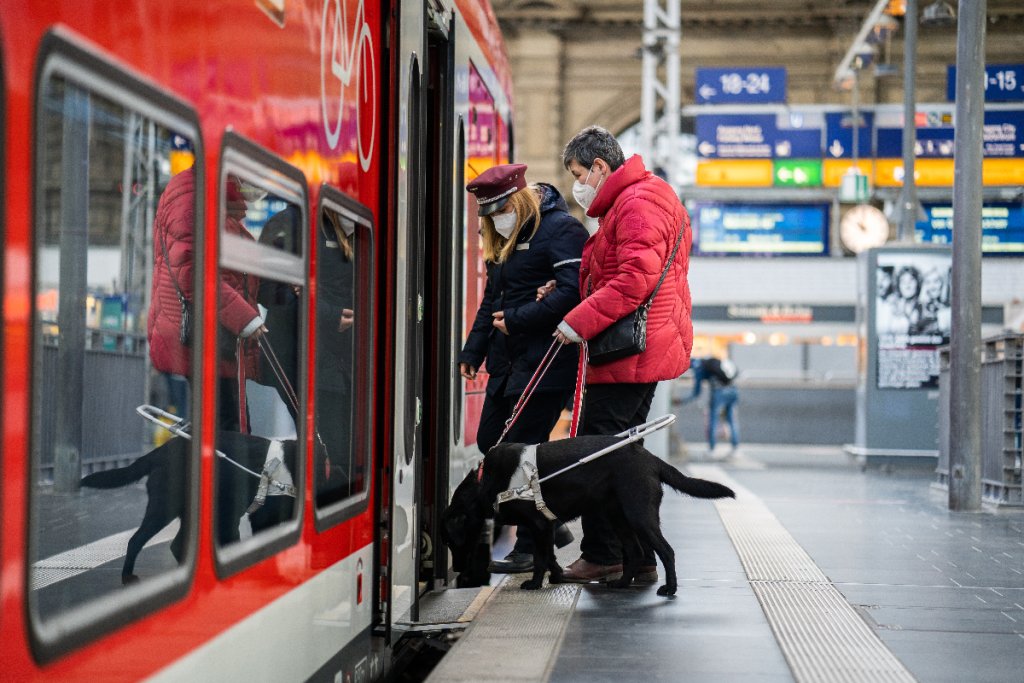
[947,64,1024,102]
[695,67,787,105]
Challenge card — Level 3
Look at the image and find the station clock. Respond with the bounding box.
[840,204,890,253]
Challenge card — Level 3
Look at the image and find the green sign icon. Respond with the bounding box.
[773,159,822,187]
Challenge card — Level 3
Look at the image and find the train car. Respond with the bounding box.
[0,0,512,679]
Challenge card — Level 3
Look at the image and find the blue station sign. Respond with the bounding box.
[696,114,822,159]
[947,64,1024,102]
[825,111,874,159]
[695,67,787,105]
[875,109,1024,158]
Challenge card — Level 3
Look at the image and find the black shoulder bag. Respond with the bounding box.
[587,226,685,366]
[158,230,193,347]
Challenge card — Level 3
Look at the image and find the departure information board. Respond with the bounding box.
[691,203,829,256]
[916,202,1024,254]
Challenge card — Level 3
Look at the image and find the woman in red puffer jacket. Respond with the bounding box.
[553,125,693,584]
[148,166,263,432]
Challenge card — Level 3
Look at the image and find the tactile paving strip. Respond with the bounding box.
[690,464,917,683]
[425,577,581,682]
[31,521,179,590]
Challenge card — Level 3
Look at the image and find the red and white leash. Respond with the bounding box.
[495,338,588,446]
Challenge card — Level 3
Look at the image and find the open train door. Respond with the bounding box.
[420,4,459,595]
[383,0,427,633]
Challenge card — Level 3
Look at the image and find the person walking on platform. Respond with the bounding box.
[552,125,693,584]
[458,163,588,574]
[682,356,740,459]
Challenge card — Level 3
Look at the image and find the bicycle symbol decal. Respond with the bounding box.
[321,0,377,171]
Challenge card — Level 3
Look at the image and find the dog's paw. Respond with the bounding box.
[122,574,140,586]
[548,570,564,584]
[656,583,677,597]
[520,578,543,590]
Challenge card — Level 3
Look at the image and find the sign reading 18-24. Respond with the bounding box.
[695,67,787,105]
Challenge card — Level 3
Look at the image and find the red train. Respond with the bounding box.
[0,0,511,679]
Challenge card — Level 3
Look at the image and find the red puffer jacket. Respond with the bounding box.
[148,167,261,380]
[563,155,693,384]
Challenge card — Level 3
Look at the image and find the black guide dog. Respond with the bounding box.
[442,435,735,596]
[80,431,296,584]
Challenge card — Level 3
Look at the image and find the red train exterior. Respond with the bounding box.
[0,1,512,680]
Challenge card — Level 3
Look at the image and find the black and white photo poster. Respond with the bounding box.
[875,252,952,389]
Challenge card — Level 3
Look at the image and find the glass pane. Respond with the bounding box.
[214,175,302,548]
[32,76,194,618]
[314,208,361,508]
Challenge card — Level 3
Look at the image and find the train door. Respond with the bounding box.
[421,7,456,588]
[386,0,427,630]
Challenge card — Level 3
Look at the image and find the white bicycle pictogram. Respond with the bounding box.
[321,0,377,171]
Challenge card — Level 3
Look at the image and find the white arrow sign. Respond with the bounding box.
[828,139,845,158]
[698,84,717,100]
[698,140,717,156]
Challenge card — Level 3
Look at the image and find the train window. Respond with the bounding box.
[313,188,374,527]
[29,33,201,660]
[214,136,307,577]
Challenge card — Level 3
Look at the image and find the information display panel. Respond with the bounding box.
[691,203,829,256]
[916,202,1024,254]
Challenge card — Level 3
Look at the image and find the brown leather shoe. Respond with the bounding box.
[562,557,623,583]
[633,565,658,583]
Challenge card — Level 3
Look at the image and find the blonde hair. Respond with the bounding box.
[481,185,542,263]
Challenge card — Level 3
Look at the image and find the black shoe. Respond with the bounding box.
[488,551,534,573]
[554,524,574,549]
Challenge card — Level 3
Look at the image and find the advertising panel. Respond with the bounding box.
[875,251,952,389]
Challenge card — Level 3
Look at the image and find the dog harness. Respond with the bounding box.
[492,415,678,519]
[136,404,297,514]
[494,445,558,521]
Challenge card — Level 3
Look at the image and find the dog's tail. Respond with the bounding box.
[81,452,155,489]
[658,460,735,500]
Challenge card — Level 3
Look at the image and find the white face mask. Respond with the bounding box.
[572,166,601,210]
[491,210,518,239]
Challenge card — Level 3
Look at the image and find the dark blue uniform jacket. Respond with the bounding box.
[459,184,588,398]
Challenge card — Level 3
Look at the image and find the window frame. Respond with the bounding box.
[28,28,203,664]
[213,132,309,579]
[313,185,374,531]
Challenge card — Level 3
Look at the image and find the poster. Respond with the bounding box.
[875,252,952,389]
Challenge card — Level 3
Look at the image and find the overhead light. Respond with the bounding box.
[921,1,956,27]
[886,0,907,17]
[853,43,877,70]
[836,69,857,91]
[869,14,900,43]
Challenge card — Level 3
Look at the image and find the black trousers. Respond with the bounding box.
[476,388,570,554]
[476,390,569,455]
[578,381,658,566]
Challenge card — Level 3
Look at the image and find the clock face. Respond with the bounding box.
[840,204,889,253]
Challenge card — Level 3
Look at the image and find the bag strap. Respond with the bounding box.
[641,224,686,311]
[158,228,189,309]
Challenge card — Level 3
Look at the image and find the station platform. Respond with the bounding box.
[424,445,1024,683]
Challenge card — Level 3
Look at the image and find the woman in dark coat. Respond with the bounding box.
[458,163,588,572]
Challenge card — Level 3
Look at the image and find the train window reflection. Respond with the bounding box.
[31,73,196,621]
[314,192,373,524]
[214,156,306,561]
